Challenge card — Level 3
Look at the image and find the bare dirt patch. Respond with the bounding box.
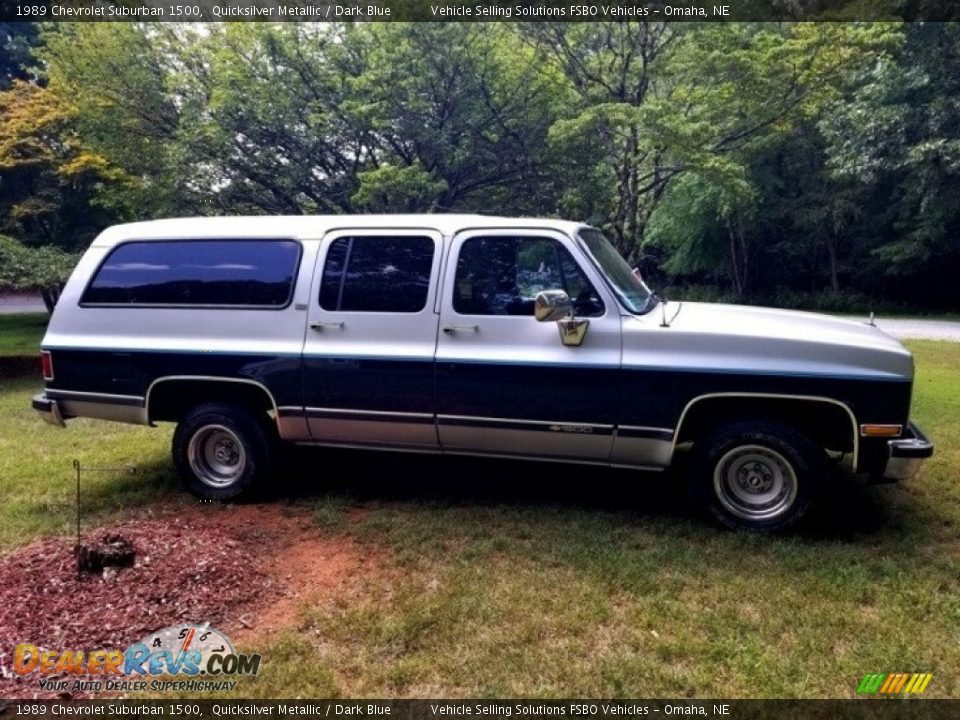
[0,502,378,699]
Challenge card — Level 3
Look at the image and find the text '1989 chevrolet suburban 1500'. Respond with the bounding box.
[32,215,933,531]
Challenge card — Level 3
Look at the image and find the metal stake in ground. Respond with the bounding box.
[73,459,138,580]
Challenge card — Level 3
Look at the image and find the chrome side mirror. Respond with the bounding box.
[534,289,589,347]
[534,290,573,322]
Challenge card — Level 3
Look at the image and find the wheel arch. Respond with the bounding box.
[146,376,279,430]
[672,392,859,469]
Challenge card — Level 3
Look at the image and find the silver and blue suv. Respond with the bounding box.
[32,215,933,531]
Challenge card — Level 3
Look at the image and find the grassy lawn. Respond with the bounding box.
[0,376,179,548]
[0,341,958,697]
[0,313,47,358]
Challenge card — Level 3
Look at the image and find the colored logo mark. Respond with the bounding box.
[857,673,932,695]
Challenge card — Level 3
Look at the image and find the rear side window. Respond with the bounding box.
[320,236,435,313]
[82,240,301,308]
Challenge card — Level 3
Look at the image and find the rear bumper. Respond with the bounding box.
[32,393,66,428]
[881,422,933,481]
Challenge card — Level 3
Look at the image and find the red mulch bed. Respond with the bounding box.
[0,519,274,699]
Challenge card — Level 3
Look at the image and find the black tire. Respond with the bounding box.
[172,402,273,501]
[686,420,826,532]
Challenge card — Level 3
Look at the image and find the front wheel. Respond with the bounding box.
[687,420,826,532]
[172,403,273,500]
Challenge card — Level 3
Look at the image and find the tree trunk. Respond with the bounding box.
[825,234,840,292]
[726,218,743,297]
[40,285,61,314]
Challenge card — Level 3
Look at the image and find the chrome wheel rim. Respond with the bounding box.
[187,425,246,488]
[713,444,798,521]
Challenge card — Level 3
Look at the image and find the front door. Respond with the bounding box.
[302,229,442,448]
[435,229,621,460]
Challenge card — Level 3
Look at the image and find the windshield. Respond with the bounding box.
[577,228,654,314]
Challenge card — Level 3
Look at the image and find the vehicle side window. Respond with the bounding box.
[320,236,434,313]
[453,236,604,317]
[81,240,301,307]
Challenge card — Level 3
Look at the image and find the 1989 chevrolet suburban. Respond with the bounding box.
[32,215,933,530]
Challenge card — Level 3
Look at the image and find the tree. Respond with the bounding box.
[531,22,899,263]
[0,235,78,312]
[0,79,131,249]
[346,23,572,213]
[0,23,40,89]
[39,23,184,217]
[527,22,681,258]
[821,22,960,307]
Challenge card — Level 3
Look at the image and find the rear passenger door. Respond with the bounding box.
[301,229,442,448]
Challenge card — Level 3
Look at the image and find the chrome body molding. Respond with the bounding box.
[145,375,281,429]
[45,388,145,404]
[672,392,860,469]
[304,407,434,421]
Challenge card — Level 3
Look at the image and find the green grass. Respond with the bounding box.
[1,341,958,698]
[0,376,179,547]
[0,313,48,358]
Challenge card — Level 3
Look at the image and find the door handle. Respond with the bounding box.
[442,324,479,334]
[310,321,345,331]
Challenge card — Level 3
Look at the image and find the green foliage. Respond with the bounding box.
[39,24,183,217]
[348,22,573,213]
[0,235,79,312]
[353,162,448,212]
[818,22,960,307]
[1,21,958,310]
[0,74,133,249]
[0,23,39,89]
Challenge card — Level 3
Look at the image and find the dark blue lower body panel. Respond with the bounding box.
[40,347,914,474]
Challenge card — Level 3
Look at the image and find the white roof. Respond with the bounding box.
[92,214,588,247]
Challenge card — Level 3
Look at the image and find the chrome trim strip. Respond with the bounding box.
[144,376,280,428]
[305,407,433,419]
[304,407,435,424]
[438,413,614,429]
[620,365,908,382]
[42,345,302,357]
[673,392,859,469]
[617,425,675,441]
[439,415,613,436]
[46,388,145,406]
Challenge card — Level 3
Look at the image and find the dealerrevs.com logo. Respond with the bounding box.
[13,623,261,693]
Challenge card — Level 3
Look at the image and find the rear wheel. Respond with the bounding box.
[172,403,273,500]
[687,420,826,532]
